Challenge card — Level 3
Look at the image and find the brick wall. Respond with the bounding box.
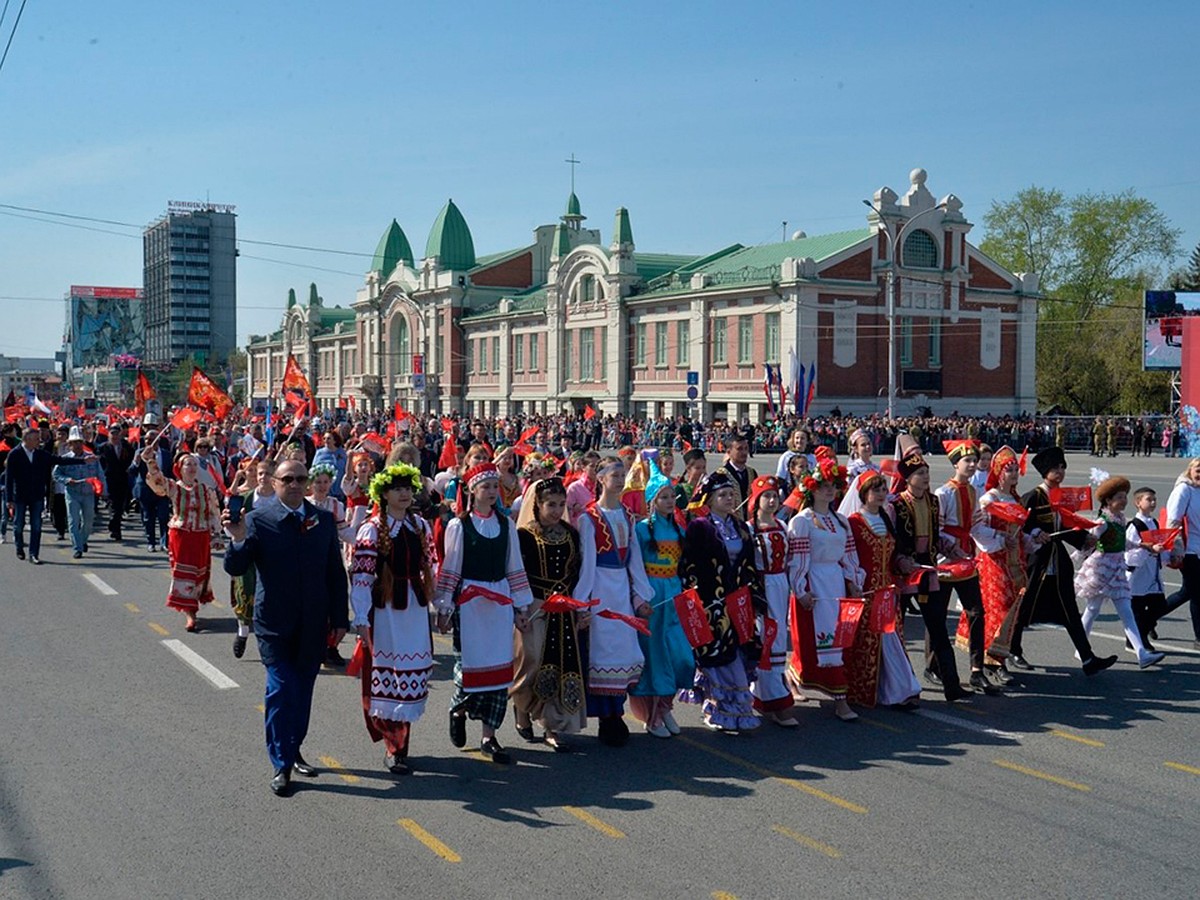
[470,252,533,288]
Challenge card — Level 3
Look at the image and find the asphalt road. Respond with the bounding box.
[1,451,1198,900]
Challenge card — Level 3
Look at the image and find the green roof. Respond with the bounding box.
[553,223,570,257]
[425,199,476,269]
[316,305,355,335]
[565,192,582,217]
[634,252,700,281]
[372,219,414,277]
[613,207,633,245]
[460,285,548,321]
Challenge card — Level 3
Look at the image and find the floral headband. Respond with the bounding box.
[801,452,848,495]
[368,463,422,506]
[308,463,337,482]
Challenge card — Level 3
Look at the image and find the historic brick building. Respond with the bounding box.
[245,168,1039,420]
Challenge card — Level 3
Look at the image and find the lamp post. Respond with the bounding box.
[862,199,947,420]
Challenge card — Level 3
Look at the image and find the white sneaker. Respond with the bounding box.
[771,713,799,728]
[1138,650,1166,669]
[645,723,671,739]
[661,711,681,735]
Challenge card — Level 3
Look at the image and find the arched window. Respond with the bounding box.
[903,230,939,268]
[393,315,410,374]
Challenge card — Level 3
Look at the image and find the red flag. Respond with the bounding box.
[986,501,1029,526]
[187,368,234,419]
[1053,505,1100,531]
[457,584,514,606]
[345,638,366,678]
[1049,486,1093,512]
[680,439,693,452]
[937,559,977,581]
[868,586,897,634]
[282,354,311,396]
[1140,528,1181,551]
[726,586,755,644]
[437,434,459,470]
[541,594,600,614]
[86,477,104,496]
[833,599,865,649]
[308,397,317,417]
[134,370,156,416]
[357,432,389,455]
[597,609,651,636]
[904,565,938,588]
[284,389,305,411]
[673,588,714,648]
[518,425,540,444]
[440,417,456,434]
[1018,446,1029,476]
[758,617,779,670]
[583,404,597,421]
[170,407,202,432]
[127,426,140,444]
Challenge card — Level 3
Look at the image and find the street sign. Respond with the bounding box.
[686,371,699,385]
[686,386,698,400]
[412,354,424,376]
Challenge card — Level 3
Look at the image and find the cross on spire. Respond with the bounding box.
[565,153,581,192]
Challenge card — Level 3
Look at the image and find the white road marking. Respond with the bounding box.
[161,640,239,690]
[82,573,118,596]
[914,708,1022,741]
[1090,629,1200,656]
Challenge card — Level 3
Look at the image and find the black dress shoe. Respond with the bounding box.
[923,668,943,686]
[480,737,511,764]
[325,646,346,667]
[1082,654,1118,676]
[72,550,83,559]
[16,549,24,560]
[270,768,292,796]
[292,754,318,778]
[233,635,247,658]
[513,708,536,743]
[385,752,411,775]
[29,556,41,565]
[449,711,467,748]
[944,684,974,703]
[987,665,1014,685]
[1009,655,1034,671]
[969,671,1002,695]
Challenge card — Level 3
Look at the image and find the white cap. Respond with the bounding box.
[67,426,84,442]
[142,413,160,426]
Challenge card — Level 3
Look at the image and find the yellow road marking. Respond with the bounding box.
[772,824,843,859]
[255,703,265,713]
[124,602,140,613]
[712,893,739,900]
[561,805,626,839]
[1049,729,1105,748]
[396,818,461,863]
[318,755,360,784]
[860,717,903,733]
[677,735,868,814]
[148,622,170,636]
[1165,761,1200,776]
[993,759,1091,792]
[432,633,452,645]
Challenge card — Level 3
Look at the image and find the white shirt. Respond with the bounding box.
[1125,512,1164,597]
[1165,481,1200,555]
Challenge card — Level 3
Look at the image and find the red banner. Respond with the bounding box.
[834,599,865,649]
[1049,486,1093,511]
[673,588,714,648]
[987,501,1029,526]
[597,609,651,636]
[758,617,779,670]
[868,586,897,634]
[187,368,234,419]
[134,370,156,415]
[726,585,755,644]
[282,354,311,396]
[170,407,202,432]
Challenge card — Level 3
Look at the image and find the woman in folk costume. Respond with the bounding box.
[785,447,862,721]
[341,451,377,567]
[844,473,921,708]
[493,444,523,516]
[142,448,222,633]
[629,461,698,738]
[846,428,880,480]
[512,478,589,752]
[434,462,533,764]
[748,475,802,726]
[575,455,654,747]
[1076,475,1166,669]
[678,471,767,733]
[958,445,1031,682]
[349,464,435,774]
[227,457,275,658]
[891,437,972,702]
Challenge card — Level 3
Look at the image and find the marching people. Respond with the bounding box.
[4,425,91,565]
[131,418,172,552]
[53,426,107,560]
[223,458,350,797]
[98,422,135,542]
[348,463,436,774]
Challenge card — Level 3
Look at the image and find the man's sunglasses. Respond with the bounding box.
[274,475,306,484]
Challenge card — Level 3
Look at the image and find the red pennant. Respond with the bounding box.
[1049,486,1093,512]
[541,593,600,614]
[726,586,755,644]
[833,599,865,649]
[758,617,779,670]
[583,404,597,421]
[1052,504,1100,531]
[868,586,897,634]
[673,588,714,648]
[986,501,1029,526]
[597,609,651,636]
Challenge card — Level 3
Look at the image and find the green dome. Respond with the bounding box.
[372,219,414,278]
[565,191,582,216]
[613,206,633,245]
[424,199,476,270]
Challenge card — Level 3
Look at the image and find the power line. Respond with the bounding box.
[0,0,28,77]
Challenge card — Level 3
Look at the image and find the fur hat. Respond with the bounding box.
[1032,446,1066,477]
[1096,475,1131,506]
[895,435,927,479]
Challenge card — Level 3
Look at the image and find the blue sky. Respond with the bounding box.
[1,0,1197,357]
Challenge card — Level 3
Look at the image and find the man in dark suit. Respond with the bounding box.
[223,458,349,797]
[4,426,89,564]
[99,423,135,541]
[715,434,757,520]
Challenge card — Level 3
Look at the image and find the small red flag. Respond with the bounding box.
[596,609,651,636]
[680,439,693,452]
[725,586,755,644]
[937,559,977,581]
[541,594,600,614]
[1049,486,1093,512]
[583,404,597,421]
[758,617,779,670]
[1053,505,1101,531]
[1017,446,1029,476]
[1140,528,1181,551]
[673,588,714,648]
[986,501,1029,526]
[437,434,459,470]
[440,417,456,434]
[170,407,202,432]
[833,599,865,649]
[868,586,897,634]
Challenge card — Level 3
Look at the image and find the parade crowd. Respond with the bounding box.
[3,411,1198,797]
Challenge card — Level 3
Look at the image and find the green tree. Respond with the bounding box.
[1184,240,1200,290]
[980,187,1180,414]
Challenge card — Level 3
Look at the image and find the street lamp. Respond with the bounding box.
[862,199,948,420]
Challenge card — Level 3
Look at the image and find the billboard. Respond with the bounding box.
[1144,290,1200,371]
[67,286,145,368]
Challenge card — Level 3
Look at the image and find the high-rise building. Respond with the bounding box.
[143,201,237,365]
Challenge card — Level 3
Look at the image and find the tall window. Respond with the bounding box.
[530,333,539,371]
[479,337,488,373]
[513,332,524,370]
[635,323,647,366]
[564,329,573,380]
[580,328,595,381]
[677,320,690,366]
[466,339,474,374]
[394,316,410,374]
[765,312,780,363]
[929,317,942,367]
[492,336,500,372]
[600,328,608,380]
[738,316,754,364]
[899,317,913,366]
[580,274,595,302]
[713,317,727,365]
[655,322,668,366]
